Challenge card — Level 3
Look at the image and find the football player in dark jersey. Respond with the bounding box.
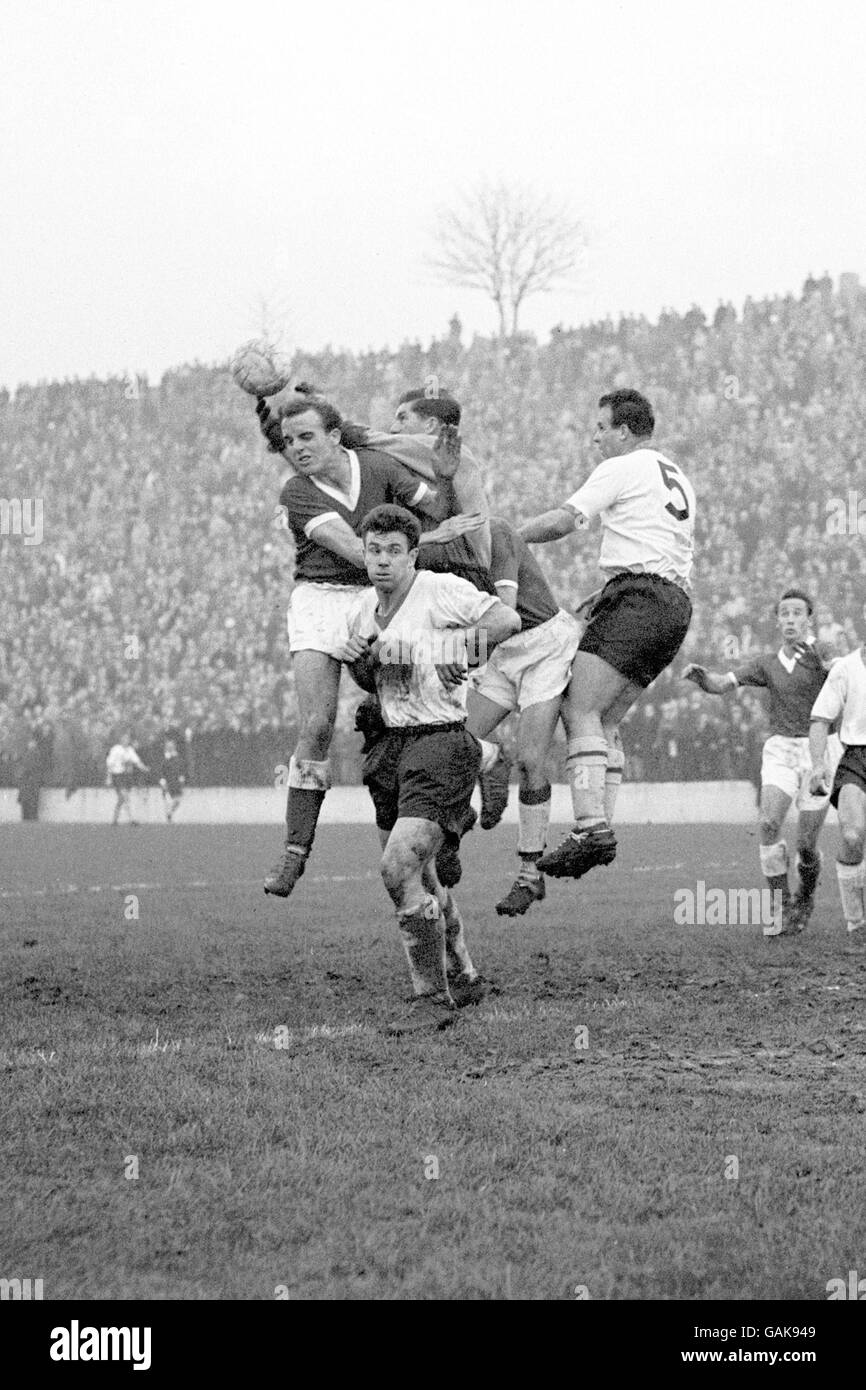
[466,518,582,915]
[263,393,481,901]
[158,735,186,823]
[684,588,838,935]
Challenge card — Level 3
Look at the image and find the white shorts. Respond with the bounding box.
[471,609,581,713]
[287,581,368,656]
[761,732,842,811]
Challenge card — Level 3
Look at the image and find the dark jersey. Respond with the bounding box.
[415,523,495,593]
[160,751,185,795]
[489,518,559,632]
[734,645,831,738]
[280,448,429,585]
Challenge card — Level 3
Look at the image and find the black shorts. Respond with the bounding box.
[578,573,693,688]
[111,773,132,791]
[363,724,481,839]
[830,746,866,808]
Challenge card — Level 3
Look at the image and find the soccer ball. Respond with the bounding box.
[230,339,293,397]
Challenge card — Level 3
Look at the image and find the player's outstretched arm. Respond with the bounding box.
[334,633,379,693]
[418,513,485,545]
[255,397,287,455]
[681,664,737,696]
[451,463,491,566]
[305,517,365,568]
[808,717,831,793]
[518,506,577,544]
[430,427,491,565]
[474,600,522,656]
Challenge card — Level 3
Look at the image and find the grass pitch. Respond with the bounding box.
[2,821,865,1300]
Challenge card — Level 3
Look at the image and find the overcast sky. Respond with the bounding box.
[2,0,864,389]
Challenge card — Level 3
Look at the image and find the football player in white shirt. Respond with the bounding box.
[519,389,695,881]
[338,505,521,1035]
[106,734,149,825]
[809,638,866,936]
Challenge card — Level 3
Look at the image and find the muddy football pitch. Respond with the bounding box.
[2,822,865,1299]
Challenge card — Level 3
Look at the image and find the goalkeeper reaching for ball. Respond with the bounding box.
[683,588,839,936]
[259,390,488,902]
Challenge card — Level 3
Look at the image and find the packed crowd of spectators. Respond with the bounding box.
[3,271,864,793]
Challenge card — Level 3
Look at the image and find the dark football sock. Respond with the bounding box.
[285,788,326,852]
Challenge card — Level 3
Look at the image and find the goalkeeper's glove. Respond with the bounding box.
[681,662,710,692]
[255,397,285,454]
[792,640,828,672]
[431,422,462,479]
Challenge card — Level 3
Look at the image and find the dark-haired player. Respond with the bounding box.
[520,389,695,883]
[466,517,581,915]
[158,735,187,823]
[263,395,478,900]
[261,379,505,845]
[376,385,510,827]
[338,505,520,1034]
[684,589,839,935]
[386,386,491,572]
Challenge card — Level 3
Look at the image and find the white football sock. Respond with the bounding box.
[478,740,500,773]
[836,860,865,932]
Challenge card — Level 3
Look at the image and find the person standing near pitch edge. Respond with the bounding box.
[518,389,695,882]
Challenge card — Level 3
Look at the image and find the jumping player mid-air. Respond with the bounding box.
[809,625,866,938]
[338,505,521,1034]
[262,393,482,900]
[465,516,581,916]
[378,387,512,835]
[518,389,695,882]
[683,589,839,936]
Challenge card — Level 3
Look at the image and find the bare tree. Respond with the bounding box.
[428,181,585,338]
[251,290,291,350]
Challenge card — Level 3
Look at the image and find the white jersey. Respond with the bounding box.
[349,570,497,727]
[810,648,866,745]
[565,447,696,585]
[106,743,146,775]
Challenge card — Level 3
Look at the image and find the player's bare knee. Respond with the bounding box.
[380,846,407,904]
[603,725,623,753]
[299,710,335,756]
[517,752,546,791]
[381,831,425,901]
[839,825,865,860]
[759,816,782,842]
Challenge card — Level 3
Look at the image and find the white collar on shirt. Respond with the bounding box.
[310,449,360,511]
[777,638,814,674]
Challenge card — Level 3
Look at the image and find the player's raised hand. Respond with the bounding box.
[432,421,462,479]
[792,639,831,671]
[255,397,286,454]
[426,513,484,543]
[682,663,710,691]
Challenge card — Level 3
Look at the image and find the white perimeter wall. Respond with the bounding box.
[0,783,833,825]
